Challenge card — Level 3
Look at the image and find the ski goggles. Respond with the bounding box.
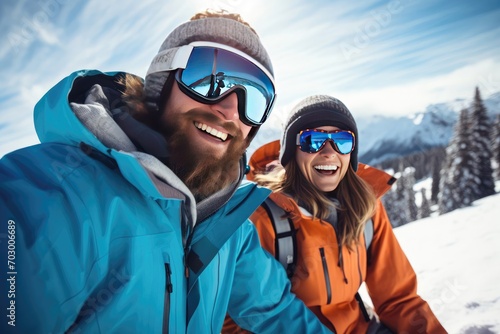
[147,41,276,127]
[296,129,355,155]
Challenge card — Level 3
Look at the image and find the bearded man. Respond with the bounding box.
[0,10,332,334]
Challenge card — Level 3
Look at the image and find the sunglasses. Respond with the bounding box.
[147,41,276,127]
[296,129,355,155]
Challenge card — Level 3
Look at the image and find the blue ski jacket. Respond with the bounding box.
[0,70,331,334]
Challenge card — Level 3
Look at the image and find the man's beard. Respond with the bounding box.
[160,109,249,200]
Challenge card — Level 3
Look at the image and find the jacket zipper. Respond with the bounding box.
[163,263,173,334]
[319,248,332,304]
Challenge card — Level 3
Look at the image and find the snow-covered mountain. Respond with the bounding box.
[357,92,500,166]
[356,102,459,166]
[249,92,500,166]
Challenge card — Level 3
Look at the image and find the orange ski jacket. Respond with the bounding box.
[224,140,446,334]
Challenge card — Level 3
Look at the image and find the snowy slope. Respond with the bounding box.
[359,190,500,333]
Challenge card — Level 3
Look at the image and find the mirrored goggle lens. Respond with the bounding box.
[298,130,355,154]
[177,47,275,125]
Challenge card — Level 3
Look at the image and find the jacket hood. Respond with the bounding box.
[34,69,249,225]
[248,140,396,198]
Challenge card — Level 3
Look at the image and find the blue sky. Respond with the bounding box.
[1,0,499,157]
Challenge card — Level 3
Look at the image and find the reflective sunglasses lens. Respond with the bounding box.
[310,133,329,152]
[332,132,354,154]
[179,47,275,125]
[299,130,354,154]
[299,131,326,152]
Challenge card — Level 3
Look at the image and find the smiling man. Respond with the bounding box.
[156,75,252,199]
[0,10,332,334]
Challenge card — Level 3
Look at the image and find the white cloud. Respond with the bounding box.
[335,58,500,117]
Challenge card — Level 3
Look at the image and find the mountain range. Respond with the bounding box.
[249,91,500,167]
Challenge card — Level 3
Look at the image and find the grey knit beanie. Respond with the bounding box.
[144,16,274,113]
[280,95,359,171]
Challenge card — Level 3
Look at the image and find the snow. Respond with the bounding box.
[359,186,500,333]
[411,112,425,126]
[413,177,433,207]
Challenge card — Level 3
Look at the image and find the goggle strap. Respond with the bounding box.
[147,42,275,86]
[146,46,192,77]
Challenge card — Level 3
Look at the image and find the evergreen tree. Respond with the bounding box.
[430,157,441,204]
[492,114,500,180]
[469,87,495,199]
[382,186,404,228]
[394,166,410,226]
[418,188,431,219]
[438,138,455,214]
[383,171,408,228]
[454,109,478,206]
[382,188,396,227]
[377,147,445,181]
[385,163,419,226]
[439,108,476,213]
[403,166,418,222]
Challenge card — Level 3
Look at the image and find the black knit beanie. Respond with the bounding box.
[279,95,359,171]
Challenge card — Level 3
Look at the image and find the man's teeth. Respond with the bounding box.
[194,122,229,141]
[314,165,338,171]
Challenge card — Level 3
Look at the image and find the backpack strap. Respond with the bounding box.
[358,218,374,322]
[364,218,374,250]
[261,198,297,278]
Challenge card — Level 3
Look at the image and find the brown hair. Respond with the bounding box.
[254,158,377,249]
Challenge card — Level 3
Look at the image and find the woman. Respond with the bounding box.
[223,95,446,333]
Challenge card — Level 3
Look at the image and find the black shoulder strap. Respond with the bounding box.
[358,217,374,322]
[261,198,297,278]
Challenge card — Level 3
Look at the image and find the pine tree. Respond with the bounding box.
[438,133,457,215]
[418,188,431,219]
[403,167,418,222]
[439,108,476,213]
[395,166,410,226]
[385,163,420,226]
[383,170,408,228]
[382,187,403,228]
[492,114,500,180]
[469,87,496,199]
[430,157,441,204]
[454,108,477,206]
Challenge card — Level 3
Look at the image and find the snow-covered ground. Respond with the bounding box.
[360,187,500,333]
